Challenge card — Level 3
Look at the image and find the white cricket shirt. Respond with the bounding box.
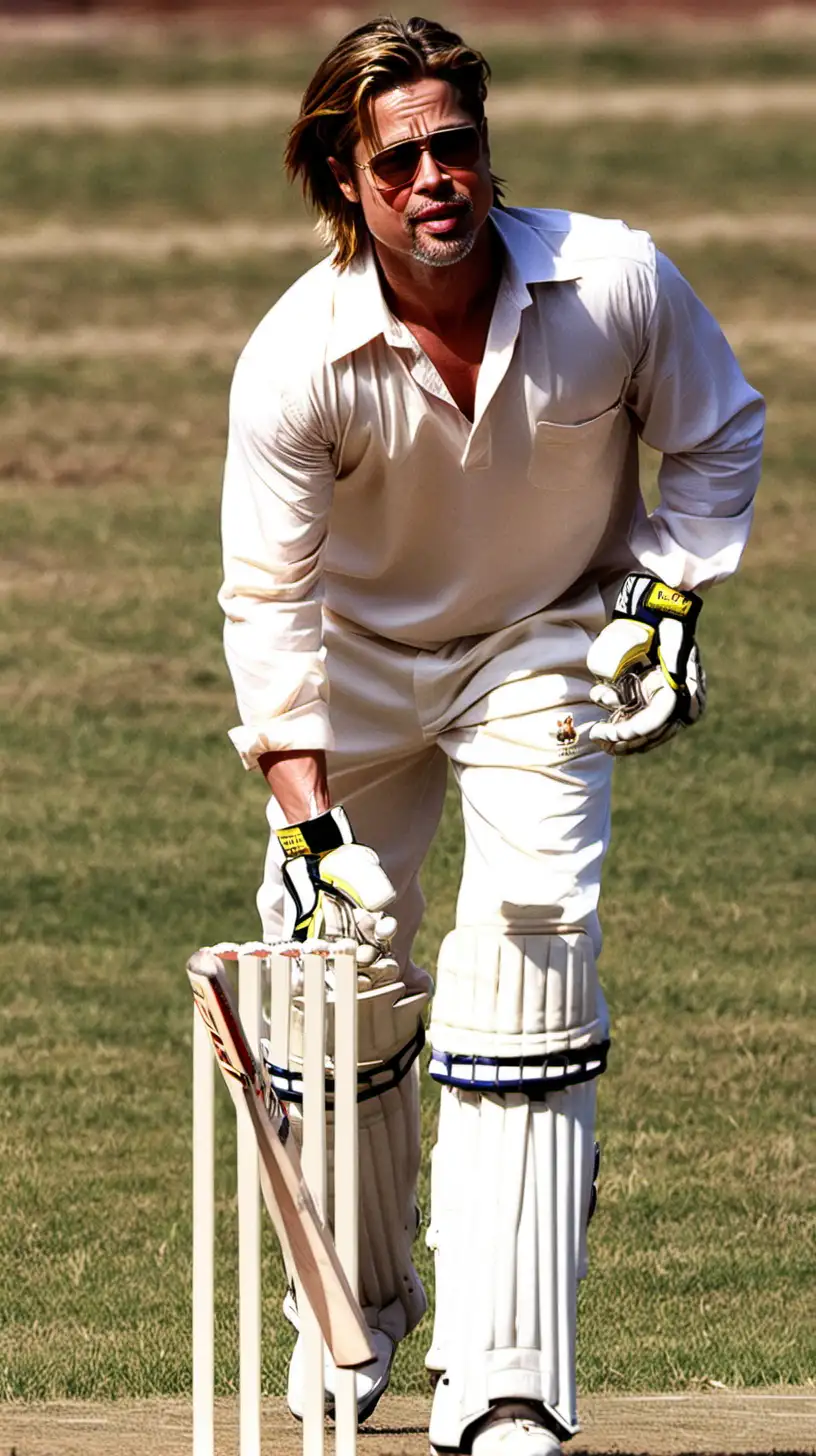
[220,206,764,764]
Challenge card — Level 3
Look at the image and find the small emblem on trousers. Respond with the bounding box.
[556,713,578,753]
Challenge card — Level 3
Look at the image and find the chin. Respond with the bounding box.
[410,231,477,268]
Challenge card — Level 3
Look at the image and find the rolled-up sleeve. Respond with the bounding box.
[625,250,765,590]
[218,350,336,768]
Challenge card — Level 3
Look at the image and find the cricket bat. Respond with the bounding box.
[187,949,374,1369]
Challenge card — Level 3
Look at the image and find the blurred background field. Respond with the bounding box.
[0,3,814,1410]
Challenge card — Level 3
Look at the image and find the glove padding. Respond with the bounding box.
[587,574,707,756]
[277,806,398,967]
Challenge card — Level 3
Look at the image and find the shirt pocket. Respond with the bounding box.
[528,402,623,492]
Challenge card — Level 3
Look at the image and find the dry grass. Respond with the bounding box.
[1,1389,814,1456]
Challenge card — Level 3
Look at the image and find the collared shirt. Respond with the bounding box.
[220,206,764,766]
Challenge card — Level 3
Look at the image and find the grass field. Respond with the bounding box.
[0,18,814,1418]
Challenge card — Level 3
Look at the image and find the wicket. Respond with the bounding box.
[192,943,362,1456]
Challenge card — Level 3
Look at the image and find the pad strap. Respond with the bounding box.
[428,1037,609,1094]
[264,1021,425,1106]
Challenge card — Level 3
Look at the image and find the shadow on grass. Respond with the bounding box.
[361,1444,815,1455]
[360,1425,428,1436]
[361,1433,813,1455]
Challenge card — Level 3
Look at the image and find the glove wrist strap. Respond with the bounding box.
[613,574,702,632]
[276,805,355,860]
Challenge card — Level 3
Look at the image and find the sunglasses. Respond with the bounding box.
[356,124,483,192]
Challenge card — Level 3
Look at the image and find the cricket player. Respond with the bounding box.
[218,16,764,1454]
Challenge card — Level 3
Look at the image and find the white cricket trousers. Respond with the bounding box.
[258,589,613,963]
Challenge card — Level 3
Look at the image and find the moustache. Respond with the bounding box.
[406,197,474,228]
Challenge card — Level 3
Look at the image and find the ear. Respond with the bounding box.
[480,119,491,163]
[328,156,360,205]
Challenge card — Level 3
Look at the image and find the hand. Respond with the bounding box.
[276,807,398,962]
[586,574,707,756]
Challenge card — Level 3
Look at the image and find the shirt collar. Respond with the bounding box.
[327,239,411,365]
[326,206,584,365]
[490,206,584,307]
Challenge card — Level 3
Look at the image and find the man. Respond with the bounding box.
[218,16,763,1455]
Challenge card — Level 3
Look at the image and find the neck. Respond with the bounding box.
[374,220,501,331]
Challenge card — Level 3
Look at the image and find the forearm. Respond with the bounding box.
[259,749,331,823]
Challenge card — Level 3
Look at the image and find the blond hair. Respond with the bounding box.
[285,15,504,271]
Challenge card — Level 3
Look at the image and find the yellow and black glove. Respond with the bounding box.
[277,806,397,958]
[587,574,706,756]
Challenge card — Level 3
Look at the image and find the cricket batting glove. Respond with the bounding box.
[586,574,707,756]
[277,806,398,961]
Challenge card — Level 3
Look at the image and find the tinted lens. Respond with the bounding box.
[429,126,482,170]
[369,127,481,189]
[370,140,423,188]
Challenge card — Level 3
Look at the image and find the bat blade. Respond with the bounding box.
[187,949,373,1369]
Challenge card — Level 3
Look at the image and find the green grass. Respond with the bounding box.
[0,127,296,227]
[0,30,814,1406]
[2,31,816,90]
[0,254,314,336]
[3,117,816,229]
[0,37,320,92]
[4,241,816,338]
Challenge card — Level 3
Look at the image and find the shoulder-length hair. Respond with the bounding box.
[285,14,504,271]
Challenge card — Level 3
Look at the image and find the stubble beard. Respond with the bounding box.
[407,197,476,269]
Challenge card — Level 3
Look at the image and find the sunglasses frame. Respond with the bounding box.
[355,124,483,193]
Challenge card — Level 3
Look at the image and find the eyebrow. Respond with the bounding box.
[360,114,474,156]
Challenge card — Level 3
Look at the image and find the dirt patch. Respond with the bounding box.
[1,81,815,131]
[721,318,816,354]
[4,8,816,47]
[1,316,813,361]
[0,323,246,358]
[0,84,299,130]
[2,0,815,20]
[1,1389,814,1456]
[648,214,816,244]
[1,213,814,263]
[488,82,816,124]
[0,220,318,259]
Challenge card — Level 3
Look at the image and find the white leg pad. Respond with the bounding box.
[430,928,609,1087]
[283,1059,426,1423]
[427,1080,597,1449]
[263,966,429,1357]
[426,928,607,1451]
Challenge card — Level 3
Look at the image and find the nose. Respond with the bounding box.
[413,144,447,191]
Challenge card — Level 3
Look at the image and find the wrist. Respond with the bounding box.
[276,805,355,860]
[259,748,330,823]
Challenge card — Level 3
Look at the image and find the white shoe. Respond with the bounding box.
[286,1324,395,1425]
[470,1416,561,1455]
